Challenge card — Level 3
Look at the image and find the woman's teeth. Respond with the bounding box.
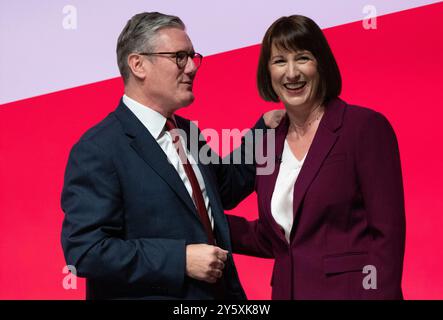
[284,82,306,90]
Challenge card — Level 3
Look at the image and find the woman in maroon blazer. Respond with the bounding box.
[227,15,406,299]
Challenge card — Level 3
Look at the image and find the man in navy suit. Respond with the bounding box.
[61,12,276,299]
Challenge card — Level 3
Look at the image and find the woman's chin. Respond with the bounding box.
[282,96,310,109]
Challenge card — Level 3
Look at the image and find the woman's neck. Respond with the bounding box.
[286,101,325,136]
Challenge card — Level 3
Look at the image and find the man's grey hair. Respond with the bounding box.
[116,12,185,83]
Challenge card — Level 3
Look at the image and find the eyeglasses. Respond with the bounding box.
[138,51,203,69]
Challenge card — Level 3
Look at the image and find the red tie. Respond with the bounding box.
[165,118,216,245]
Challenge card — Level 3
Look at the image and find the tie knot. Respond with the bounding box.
[165,118,177,131]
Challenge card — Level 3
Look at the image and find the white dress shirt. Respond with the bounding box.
[271,139,306,243]
[122,94,214,229]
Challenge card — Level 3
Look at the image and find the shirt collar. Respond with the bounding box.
[122,94,172,140]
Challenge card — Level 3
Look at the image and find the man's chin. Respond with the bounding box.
[179,94,195,107]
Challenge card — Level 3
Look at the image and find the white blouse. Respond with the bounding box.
[271,139,306,243]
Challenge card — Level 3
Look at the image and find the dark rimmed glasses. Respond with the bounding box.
[138,51,203,69]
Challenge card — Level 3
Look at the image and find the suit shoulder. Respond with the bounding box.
[71,112,124,155]
[344,104,397,146]
[345,104,392,129]
[78,112,121,144]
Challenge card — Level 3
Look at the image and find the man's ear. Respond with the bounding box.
[127,53,147,81]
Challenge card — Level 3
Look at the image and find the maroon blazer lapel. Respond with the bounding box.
[289,98,346,239]
[259,115,289,245]
[258,98,347,245]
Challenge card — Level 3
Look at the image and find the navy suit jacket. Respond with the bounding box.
[228,98,406,299]
[61,100,261,299]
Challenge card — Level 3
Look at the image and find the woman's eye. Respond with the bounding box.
[273,59,285,64]
[298,56,310,61]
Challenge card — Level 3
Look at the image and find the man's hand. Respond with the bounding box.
[263,109,286,128]
[185,244,228,284]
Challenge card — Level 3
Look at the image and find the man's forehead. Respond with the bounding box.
[153,27,194,51]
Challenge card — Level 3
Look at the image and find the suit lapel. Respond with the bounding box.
[289,98,346,239]
[262,115,290,245]
[175,116,231,248]
[198,162,230,247]
[114,101,198,217]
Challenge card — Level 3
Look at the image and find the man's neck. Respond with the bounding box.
[124,87,173,118]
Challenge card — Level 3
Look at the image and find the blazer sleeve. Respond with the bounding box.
[226,214,274,258]
[214,116,268,209]
[355,111,406,299]
[61,139,186,293]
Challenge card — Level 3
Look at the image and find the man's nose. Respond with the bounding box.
[184,56,198,75]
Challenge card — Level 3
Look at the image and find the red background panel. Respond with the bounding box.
[1,3,442,299]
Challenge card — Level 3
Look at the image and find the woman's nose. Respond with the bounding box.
[285,62,300,80]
